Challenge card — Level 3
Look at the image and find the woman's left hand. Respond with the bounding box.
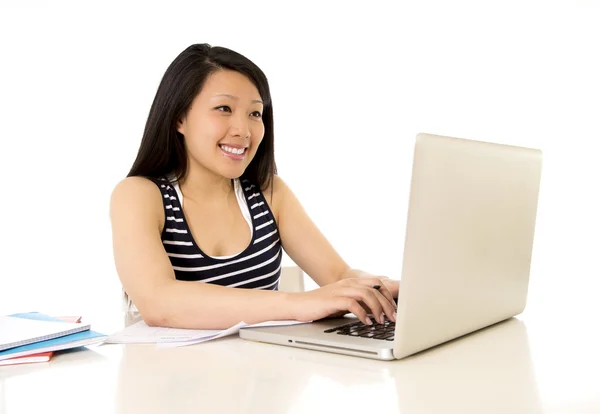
[341,269,400,298]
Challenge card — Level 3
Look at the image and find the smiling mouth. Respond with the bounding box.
[219,144,248,160]
[219,144,247,155]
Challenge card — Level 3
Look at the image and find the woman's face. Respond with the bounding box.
[177,69,265,180]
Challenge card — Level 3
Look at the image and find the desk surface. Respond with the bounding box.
[1,305,599,414]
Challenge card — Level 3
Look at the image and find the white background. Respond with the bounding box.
[1,0,598,315]
[1,0,599,410]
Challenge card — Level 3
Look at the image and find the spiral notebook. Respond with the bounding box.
[0,313,105,362]
[0,314,90,351]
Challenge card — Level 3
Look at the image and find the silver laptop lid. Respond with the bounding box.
[394,133,542,359]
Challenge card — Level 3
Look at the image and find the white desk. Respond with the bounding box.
[1,306,599,414]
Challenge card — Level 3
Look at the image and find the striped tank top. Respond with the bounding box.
[154,176,282,290]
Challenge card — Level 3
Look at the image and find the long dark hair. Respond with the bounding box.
[127,43,276,191]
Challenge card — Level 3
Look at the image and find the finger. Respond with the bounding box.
[382,279,400,299]
[334,287,384,324]
[359,286,390,324]
[339,298,371,325]
[353,277,396,310]
[375,281,396,308]
[370,286,397,322]
[359,301,371,314]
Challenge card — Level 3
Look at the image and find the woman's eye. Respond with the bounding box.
[251,111,262,118]
[216,106,232,113]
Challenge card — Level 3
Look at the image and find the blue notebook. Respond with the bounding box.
[0,312,107,361]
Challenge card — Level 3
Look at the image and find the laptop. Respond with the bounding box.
[240,132,543,360]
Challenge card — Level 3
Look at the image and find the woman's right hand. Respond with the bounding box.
[287,277,397,325]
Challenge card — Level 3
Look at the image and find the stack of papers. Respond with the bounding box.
[107,319,309,348]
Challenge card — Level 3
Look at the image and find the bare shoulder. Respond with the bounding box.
[110,176,164,231]
[263,175,294,222]
[268,174,287,196]
[110,176,162,209]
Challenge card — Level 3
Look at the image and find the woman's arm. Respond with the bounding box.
[110,177,294,330]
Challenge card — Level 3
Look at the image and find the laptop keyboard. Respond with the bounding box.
[324,317,395,341]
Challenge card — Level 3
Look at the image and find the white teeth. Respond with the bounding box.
[220,145,245,155]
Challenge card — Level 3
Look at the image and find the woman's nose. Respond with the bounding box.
[230,114,250,139]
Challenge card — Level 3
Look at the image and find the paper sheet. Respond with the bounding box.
[106,319,309,348]
[156,322,248,349]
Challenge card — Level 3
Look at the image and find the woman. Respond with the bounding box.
[110,43,399,330]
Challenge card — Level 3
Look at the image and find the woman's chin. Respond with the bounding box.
[216,166,246,180]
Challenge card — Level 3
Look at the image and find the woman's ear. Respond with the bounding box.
[176,117,185,135]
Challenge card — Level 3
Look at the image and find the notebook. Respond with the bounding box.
[0,351,53,366]
[0,313,106,361]
[0,315,82,366]
[0,314,90,351]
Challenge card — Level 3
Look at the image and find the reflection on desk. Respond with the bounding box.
[1,311,599,414]
[113,317,539,414]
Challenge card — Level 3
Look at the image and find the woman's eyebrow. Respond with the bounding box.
[213,94,263,104]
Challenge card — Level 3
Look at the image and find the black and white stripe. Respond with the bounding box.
[154,176,282,290]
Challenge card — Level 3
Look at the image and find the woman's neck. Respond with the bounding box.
[178,164,234,204]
